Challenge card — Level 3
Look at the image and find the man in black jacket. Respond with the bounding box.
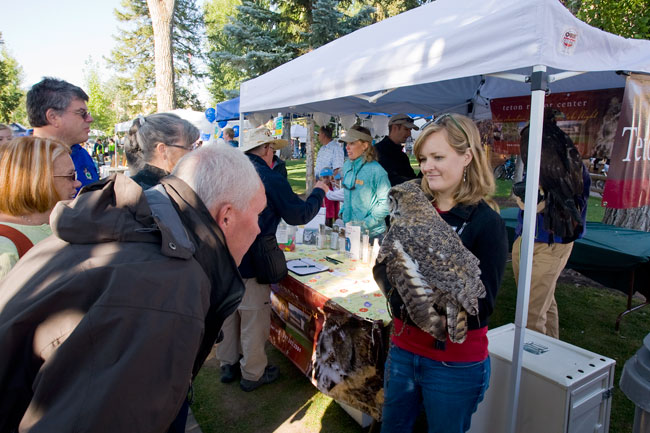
[375,113,419,186]
[217,127,329,392]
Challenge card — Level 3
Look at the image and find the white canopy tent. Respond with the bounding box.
[239,0,650,430]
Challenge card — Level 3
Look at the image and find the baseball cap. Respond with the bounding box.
[388,113,419,130]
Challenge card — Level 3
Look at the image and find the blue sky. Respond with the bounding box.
[1,0,123,88]
[1,0,210,104]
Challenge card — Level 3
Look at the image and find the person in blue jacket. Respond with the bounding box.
[339,125,391,241]
[216,127,329,392]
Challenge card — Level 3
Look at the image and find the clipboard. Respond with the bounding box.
[287,258,329,276]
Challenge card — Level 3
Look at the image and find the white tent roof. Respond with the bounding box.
[240,0,650,117]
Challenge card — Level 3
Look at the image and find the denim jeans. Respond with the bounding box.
[381,344,490,433]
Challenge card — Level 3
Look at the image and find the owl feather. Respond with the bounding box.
[376,180,485,343]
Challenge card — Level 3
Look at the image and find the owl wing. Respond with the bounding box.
[385,239,447,341]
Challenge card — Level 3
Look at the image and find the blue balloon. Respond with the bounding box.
[205,107,216,123]
[233,125,239,137]
[217,120,228,128]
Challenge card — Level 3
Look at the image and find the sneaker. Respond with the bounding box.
[220,363,241,383]
[239,365,279,392]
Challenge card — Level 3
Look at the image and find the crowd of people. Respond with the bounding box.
[0,75,589,433]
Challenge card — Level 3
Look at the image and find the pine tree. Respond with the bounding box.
[217,0,302,80]
[205,0,379,102]
[204,0,244,102]
[108,0,204,114]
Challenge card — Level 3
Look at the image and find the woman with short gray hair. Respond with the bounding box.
[125,113,200,189]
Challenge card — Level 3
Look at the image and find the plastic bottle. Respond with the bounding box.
[371,238,380,265]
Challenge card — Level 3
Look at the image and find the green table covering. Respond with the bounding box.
[500,207,650,297]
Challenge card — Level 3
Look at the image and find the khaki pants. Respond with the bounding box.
[216,278,271,381]
[512,237,573,339]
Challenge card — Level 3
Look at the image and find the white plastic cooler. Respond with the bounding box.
[468,324,615,433]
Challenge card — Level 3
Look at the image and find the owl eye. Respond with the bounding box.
[389,196,398,215]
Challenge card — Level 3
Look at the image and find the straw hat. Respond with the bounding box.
[239,126,288,152]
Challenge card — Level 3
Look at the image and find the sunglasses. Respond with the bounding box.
[67,109,92,121]
[434,113,470,144]
[54,172,77,182]
[165,140,200,151]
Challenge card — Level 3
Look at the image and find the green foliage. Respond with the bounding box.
[217,0,302,79]
[0,37,25,124]
[204,0,247,102]
[107,0,205,113]
[84,62,119,136]
[204,0,389,103]
[310,0,375,49]
[564,0,650,39]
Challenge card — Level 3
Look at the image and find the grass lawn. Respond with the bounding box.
[192,158,646,432]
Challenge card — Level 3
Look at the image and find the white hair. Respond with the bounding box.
[172,146,262,212]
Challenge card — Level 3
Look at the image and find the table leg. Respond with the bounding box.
[615,271,650,331]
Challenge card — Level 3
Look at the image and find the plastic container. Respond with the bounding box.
[619,333,650,433]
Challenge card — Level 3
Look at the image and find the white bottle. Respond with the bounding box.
[371,238,380,265]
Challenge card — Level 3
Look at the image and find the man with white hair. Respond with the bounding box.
[0,146,266,432]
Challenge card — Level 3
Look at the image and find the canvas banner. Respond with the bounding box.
[602,74,650,209]
[490,88,623,156]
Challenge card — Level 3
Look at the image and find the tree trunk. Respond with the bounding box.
[147,0,176,112]
[603,207,650,232]
[306,119,315,192]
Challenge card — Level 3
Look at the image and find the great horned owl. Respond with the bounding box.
[376,180,485,343]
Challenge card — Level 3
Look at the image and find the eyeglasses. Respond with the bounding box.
[54,172,77,182]
[165,140,200,151]
[67,109,92,121]
[434,113,470,145]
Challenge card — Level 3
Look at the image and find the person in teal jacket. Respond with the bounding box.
[339,125,391,240]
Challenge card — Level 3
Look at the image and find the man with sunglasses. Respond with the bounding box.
[375,113,420,186]
[27,77,99,189]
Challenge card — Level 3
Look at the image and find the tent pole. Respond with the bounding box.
[506,64,547,433]
[238,112,243,149]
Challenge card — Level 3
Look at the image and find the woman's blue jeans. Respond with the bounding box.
[381,344,490,433]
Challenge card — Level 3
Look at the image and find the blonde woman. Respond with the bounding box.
[376,114,508,433]
[339,125,391,240]
[0,137,80,279]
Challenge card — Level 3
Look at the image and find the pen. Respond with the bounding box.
[324,256,342,264]
[294,265,316,268]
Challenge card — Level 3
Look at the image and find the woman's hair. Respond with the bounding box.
[350,125,377,163]
[0,136,71,215]
[124,113,200,170]
[413,114,497,209]
[0,123,10,132]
